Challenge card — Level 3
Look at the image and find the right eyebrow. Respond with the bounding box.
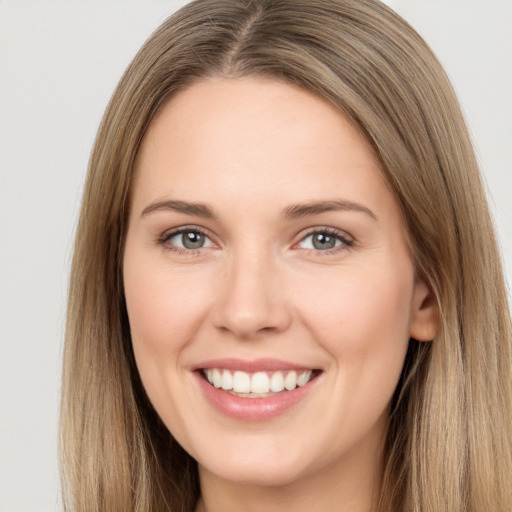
[281,199,377,221]
[140,200,216,219]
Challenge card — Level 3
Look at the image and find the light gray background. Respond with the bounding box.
[1,1,510,511]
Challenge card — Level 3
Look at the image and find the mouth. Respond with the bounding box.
[192,358,323,420]
[200,368,322,398]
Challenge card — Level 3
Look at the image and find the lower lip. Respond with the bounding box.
[194,372,319,421]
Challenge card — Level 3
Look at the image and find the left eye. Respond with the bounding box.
[167,229,214,250]
[297,231,350,251]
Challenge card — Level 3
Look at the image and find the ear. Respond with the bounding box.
[410,278,439,342]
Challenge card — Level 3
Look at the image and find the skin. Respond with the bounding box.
[123,76,438,512]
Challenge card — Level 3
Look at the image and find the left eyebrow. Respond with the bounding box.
[140,200,216,219]
[281,199,377,221]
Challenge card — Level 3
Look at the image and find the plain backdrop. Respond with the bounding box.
[0,1,510,511]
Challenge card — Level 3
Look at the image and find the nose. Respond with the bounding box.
[211,248,292,339]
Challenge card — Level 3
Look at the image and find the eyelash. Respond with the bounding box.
[157,226,213,255]
[157,226,354,256]
[296,227,354,255]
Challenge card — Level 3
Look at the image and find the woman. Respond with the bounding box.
[60,0,512,511]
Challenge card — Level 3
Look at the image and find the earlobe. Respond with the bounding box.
[410,279,439,342]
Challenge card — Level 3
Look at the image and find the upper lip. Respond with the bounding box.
[191,358,320,373]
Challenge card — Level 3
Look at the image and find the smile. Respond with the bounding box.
[194,361,322,421]
[203,368,316,397]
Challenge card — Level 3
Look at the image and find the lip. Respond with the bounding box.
[191,357,317,373]
[192,358,322,422]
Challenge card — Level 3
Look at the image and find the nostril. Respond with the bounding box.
[210,269,292,337]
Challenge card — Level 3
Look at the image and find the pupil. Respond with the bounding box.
[183,231,205,249]
[313,233,336,250]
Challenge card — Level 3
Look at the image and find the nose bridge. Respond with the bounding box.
[212,241,290,338]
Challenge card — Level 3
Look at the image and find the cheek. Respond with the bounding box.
[123,251,218,434]
[124,259,210,352]
[289,262,414,447]
[122,247,216,412]
[292,261,414,383]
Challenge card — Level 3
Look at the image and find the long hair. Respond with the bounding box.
[60,1,512,510]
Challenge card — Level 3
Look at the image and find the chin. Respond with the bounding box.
[199,458,307,488]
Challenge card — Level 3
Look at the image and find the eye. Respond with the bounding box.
[161,228,215,251]
[297,229,353,252]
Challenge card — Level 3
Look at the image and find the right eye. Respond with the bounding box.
[160,228,215,252]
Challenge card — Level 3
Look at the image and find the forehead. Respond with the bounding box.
[131,76,393,219]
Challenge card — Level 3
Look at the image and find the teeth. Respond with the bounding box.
[212,368,222,388]
[203,368,315,394]
[251,372,270,393]
[270,371,285,392]
[284,370,297,390]
[221,369,233,390]
[233,371,251,393]
[297,370,312,386]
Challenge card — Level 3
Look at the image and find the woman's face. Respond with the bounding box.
[123,77,437,488]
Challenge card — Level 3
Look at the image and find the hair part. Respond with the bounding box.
[61,1,512,510]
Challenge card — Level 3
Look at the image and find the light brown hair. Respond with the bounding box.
[61,1,512,510]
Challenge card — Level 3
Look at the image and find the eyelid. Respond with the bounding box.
[158,225,218,253]
[156,224,354,255]
[293,226,355,253]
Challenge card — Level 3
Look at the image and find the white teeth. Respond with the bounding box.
[251,372,270,393]
[270,371,285,392]
[297,370,312,387]
[203,368,315,394]
[284,370,297,390]
[221,369,233,390]
[212,368,222,388]
[233,371,251,393]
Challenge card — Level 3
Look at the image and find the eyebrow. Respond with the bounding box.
[141,200,215,218]
[282,200,377,221]
[140,198,377,221]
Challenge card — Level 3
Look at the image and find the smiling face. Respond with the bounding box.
[123,77,437,495]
